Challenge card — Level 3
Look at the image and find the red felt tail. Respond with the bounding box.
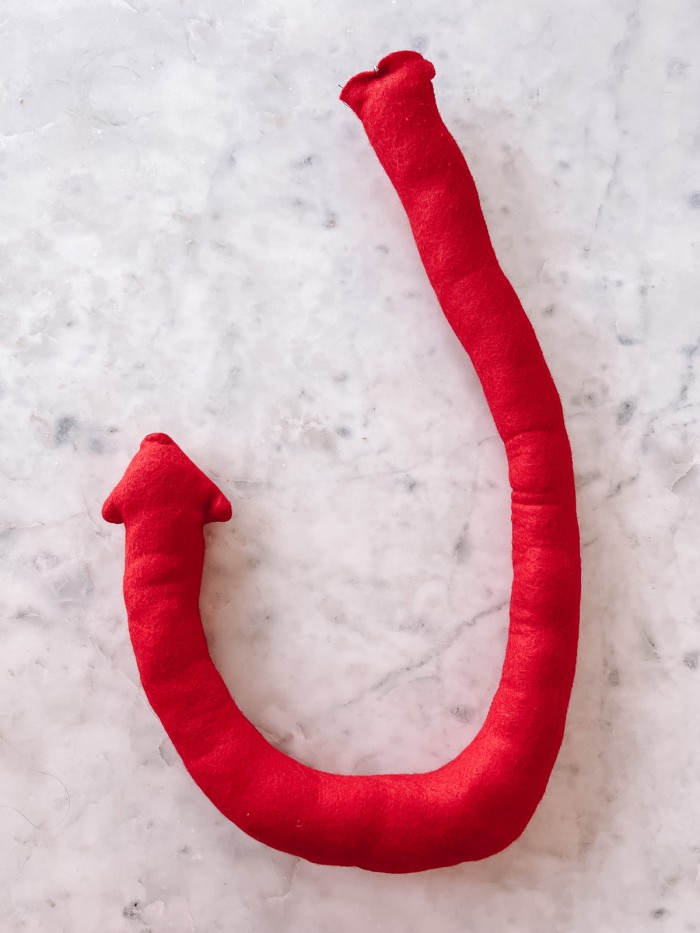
[103,53,580,874]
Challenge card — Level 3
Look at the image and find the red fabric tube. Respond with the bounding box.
[103,51,581,873]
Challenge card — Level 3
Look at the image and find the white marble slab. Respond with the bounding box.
[2,0,699,929]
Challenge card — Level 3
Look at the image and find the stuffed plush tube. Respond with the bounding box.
[103,50,581,873]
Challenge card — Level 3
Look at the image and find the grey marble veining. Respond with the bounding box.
[2,0,699,930]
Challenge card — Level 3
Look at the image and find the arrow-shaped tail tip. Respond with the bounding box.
[102,433,233,526]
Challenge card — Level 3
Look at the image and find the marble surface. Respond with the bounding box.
[2,0,699,929]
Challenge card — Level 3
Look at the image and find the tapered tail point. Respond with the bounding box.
[102,434,232,525]
[141,432,175,448]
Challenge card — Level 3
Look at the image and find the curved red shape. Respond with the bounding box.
[103,51,580,873]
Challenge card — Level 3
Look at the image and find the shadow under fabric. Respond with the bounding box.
[103,50,581,874]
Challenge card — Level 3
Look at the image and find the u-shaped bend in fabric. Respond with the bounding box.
[103,50,581,874]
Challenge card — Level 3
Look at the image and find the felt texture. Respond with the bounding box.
[103,51,581,874]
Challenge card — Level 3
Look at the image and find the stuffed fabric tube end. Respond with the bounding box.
[340,49,436,116]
